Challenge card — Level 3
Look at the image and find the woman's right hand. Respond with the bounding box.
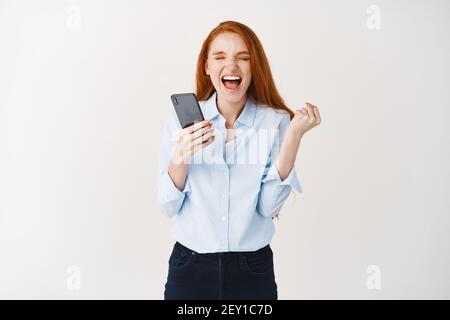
[170,119,215,165]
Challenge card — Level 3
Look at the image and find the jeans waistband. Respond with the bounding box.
[174,241,271,262]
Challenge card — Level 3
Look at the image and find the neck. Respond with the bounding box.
[216,94,247,128]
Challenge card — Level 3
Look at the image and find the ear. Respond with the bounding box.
[204,61,210,76]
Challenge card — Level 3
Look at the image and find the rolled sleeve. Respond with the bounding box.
[157,170,191,217]
[157,111,190,218]
[159,170,191,200]
[263,163,303,193]
[257,113,303,218]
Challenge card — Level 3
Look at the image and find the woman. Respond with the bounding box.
[158,21,321,300]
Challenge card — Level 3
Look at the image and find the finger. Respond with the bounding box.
[193,128,215,146]
[312,105,321,124]
[191,125,213,141]
[305,103,316,120]
[191,135,215,154]
[183,119,212,135]
[299,108,309,117]
[181,123,211,143]
[201,135,215,147]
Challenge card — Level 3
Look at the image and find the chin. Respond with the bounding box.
[221,92,245,103]
[217,82,248,103]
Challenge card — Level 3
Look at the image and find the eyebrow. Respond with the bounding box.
[211,51,250,56]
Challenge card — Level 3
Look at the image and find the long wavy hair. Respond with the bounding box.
[195,21,298,218]
[195,20,295,120]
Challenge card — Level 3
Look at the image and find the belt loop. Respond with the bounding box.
[238,252,245,269]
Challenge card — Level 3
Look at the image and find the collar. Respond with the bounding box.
[201,91,256,128]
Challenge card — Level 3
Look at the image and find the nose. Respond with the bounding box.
[224,66,239,76]
[224,57,239,68]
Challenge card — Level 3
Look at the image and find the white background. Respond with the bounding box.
[1,0,449,299]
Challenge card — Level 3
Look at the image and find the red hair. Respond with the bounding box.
[195,21,295,119]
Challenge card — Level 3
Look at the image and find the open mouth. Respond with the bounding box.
[221,75,242,91]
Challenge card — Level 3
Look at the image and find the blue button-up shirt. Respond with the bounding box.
[157,91,303,253]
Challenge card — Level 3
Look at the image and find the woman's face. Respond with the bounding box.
[205,32,252,104]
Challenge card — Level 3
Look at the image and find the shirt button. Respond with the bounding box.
[223,171,227,176]
[221,216,226,221]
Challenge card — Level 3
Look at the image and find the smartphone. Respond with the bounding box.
[170,93,205,129]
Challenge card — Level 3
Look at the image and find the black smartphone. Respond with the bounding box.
[170,93,205,129]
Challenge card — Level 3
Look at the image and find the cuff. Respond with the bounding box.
[262,164,303,193]
[158,170,191,203]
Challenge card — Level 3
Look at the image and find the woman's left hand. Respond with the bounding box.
[287,102,321,138]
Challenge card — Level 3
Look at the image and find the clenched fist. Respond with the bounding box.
[287,102,321,138]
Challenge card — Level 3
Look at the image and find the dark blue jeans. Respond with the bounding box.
[164,241,278,300]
